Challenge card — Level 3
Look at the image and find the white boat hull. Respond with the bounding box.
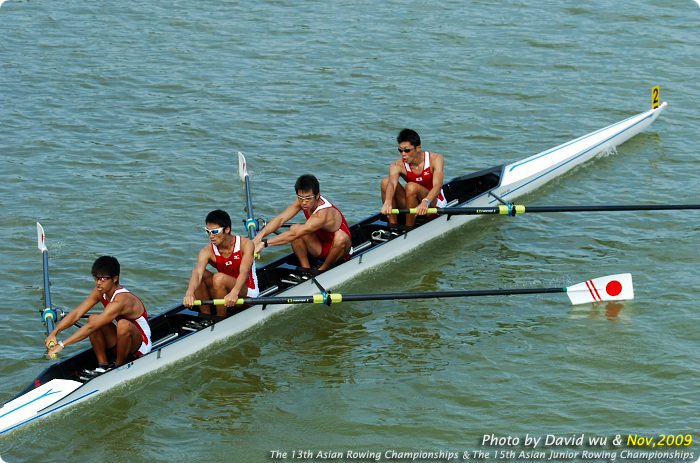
[0,102,666,436]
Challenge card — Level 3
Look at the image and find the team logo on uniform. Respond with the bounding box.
[416,176,423,182]
[225,261,233,266]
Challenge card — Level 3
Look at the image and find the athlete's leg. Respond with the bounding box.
[290,224,323,268]
[114,319,143,366]
[197,270,215,315]
[88,315,117,364]
[403,182,430,227]
[317,230,352,271]
[210,272,238,317]
[381,177,407,225]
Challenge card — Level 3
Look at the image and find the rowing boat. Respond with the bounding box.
[0,100,667,436]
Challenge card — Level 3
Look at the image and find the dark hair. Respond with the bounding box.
[295,174,320,195]
[205,209,232,230]
[92,256,120,278]
[397,129,421,148]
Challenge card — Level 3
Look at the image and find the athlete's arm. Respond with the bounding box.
[44,290,101,349]
[253,201,301,245]
[381,161,403,215]
[253,201,302,254]
[260,210,327,248]
[183,246,213,307]
[416,153,445,216]
[225,238,255,307]
[47,292,126,357]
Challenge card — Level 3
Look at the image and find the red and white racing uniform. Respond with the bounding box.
[403,151,447,208]
[211,235,259,297]
[302,196,353,261]
[101,287,151,358]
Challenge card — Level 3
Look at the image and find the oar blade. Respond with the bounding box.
[238,151,248,181]
[566,273,634,305]
[36,222,47,252]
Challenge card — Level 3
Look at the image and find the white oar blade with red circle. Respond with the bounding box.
[238,151,248,181]
[37,222,48,252]
[566,273,634,305]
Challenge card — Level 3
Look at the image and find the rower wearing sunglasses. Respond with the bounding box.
[183,209,259,316]
[45,256,151,372]
[380,128,446,227]
[253,174,353,273]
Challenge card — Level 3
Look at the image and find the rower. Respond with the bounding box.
[380,128,447,227]
[45,256,151,370]
[183,209,259,317]
[253,174,353,273]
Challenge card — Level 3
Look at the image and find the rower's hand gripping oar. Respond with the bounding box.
[194,273,634,307]
[391,203,700,216]
[37,223,58,347]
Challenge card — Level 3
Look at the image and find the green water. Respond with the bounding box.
[1,0,698,461]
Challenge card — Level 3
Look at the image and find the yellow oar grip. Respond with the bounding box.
[312,294,343,304]
[497,205,526,214]
[390,208,439,215]
[193,299,245,306]
[48,341,55,348]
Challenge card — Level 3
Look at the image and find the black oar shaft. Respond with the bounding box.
[335,287,565,301]
[515,204,700,213]
[393,204,700,215]
[195,287,566,307]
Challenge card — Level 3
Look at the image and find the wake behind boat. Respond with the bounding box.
[0,100,667,436]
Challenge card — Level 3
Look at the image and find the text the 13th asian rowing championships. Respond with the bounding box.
[268,433,695,461]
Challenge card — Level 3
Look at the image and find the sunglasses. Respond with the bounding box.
[297,194,316,202]
[93,276,112,282]
[204,226,225,235]
[398,148,414,153]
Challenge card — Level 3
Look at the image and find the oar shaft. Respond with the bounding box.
[194,287,566,307]
[519,204,700,213]
[243,175,256,239]
[41,250,56,335]
[392,204,700,216]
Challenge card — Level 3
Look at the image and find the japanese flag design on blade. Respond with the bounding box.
[566,273,634,305]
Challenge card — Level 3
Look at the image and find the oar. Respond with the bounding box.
[194,274,633,307]
[238,151,258,239]
[391,203,700,216]
[37,223,57,343]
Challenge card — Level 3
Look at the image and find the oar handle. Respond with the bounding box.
[194,299,239,306]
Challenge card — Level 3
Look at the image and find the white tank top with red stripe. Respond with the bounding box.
[102,287,152,356]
